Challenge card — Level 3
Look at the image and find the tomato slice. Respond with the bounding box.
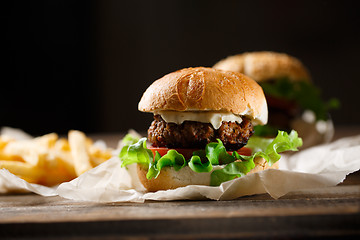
[147,147,198,160]
[231,147,252,157]
[147,146,252,160]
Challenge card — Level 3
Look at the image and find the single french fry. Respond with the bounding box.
[0,152,24,162]
[89,145,112,160]
[3,140,45,166]
[52,138,74,167]
[85,137,93,148]
[39,156,77,186]
[68,130,92,176]
[0,136,13,150]
[48,149,76,176]
[90,156,108,167]
[54,138,70,152]
[0,160,44,183]
[88,143,113,167]
[34,133,58,148]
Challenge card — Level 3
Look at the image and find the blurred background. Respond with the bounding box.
[1,0,359,136]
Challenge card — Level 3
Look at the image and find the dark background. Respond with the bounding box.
[1,0,359,136]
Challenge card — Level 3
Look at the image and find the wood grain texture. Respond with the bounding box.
[0,184,359,224]
[0,183,359,239]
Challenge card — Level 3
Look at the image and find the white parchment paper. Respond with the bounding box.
[1,135,360,202]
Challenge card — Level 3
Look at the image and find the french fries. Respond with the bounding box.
[0,130,113,186]
[68,130,93,176]
[0,160,44,183]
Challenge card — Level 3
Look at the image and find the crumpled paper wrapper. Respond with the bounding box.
[1,134,360,202]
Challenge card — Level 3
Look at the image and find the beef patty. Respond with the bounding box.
[147,115,254,151]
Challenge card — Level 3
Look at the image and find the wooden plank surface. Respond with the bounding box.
[0,173,359,239]
[0,184,359,224]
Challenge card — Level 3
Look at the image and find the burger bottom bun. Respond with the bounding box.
[137,158,279,192]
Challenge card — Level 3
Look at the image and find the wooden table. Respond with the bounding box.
[1,127,360,239]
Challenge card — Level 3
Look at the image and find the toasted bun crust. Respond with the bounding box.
[137,158,279,192]
[138,67,268,125]
[213,51,311,82]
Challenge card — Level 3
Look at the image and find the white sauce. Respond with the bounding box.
[154,110,243,129]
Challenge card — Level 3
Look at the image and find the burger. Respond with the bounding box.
[213,52,339,148]
[120,67,302,192]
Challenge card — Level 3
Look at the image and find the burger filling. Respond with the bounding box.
[265,95,300,132]
[148,115,254,151]
[255,78,339,136]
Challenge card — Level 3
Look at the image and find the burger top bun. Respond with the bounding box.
[213,51,311,83]
[138,67,268,125]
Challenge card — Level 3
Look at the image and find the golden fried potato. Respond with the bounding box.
[0,129,114,187]
[0,160,44,183]
[68,130,95,176]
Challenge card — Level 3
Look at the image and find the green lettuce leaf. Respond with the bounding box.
[188,155,213,173]
[209,130,302,186]
[187,150,212,172]
[146,151,161,179]
[260,78,340,121]
[120,138,153,167]
[120,133,141,146]
[210,160,255,186]
[147,150,187,179]
[246,130,302,165]
[119,130,303,187]
[206,139,236,165]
